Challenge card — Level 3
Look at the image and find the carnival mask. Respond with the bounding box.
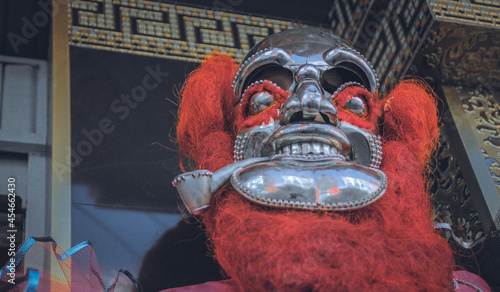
[173,28,387,214]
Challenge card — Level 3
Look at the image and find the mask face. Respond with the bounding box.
[230,28,387,211]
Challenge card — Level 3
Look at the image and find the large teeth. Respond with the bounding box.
[312,143,321,154]
[279,142,340,155]
[302,143,311,154]
[322,144,331,154]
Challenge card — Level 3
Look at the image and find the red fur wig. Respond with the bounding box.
[176,55,455,291]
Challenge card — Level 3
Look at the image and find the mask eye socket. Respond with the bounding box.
[243,64,293,92]
[250,91,275,115]
[344,96,366,115]
[320,68,366,94]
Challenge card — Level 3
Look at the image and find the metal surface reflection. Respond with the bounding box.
[231,159,386,211]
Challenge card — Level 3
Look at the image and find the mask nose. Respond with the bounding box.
[280,65,338,125]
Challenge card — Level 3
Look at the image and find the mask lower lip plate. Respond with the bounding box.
[230,159,386,211]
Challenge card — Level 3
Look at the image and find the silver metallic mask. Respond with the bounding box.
[173,28,386,214]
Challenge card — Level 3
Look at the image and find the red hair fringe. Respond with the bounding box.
[176,54,238,171]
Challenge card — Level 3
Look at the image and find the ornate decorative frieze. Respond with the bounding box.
[329,0,500,91]
[429,0,500,27]
[430,127,485,242]
[415,22,500,89]
[69,0,307,62]
[461,87,500,193]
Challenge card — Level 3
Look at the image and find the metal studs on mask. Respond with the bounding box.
[368,135,383,169]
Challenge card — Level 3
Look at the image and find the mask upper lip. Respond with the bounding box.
[261,122,351,158]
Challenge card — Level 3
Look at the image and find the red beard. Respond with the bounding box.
[176,55,455,291]
[201,141,454,291]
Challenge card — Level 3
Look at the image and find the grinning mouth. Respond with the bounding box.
[278,142,339,155]
[262,123,350,160]
[273,141,346,162]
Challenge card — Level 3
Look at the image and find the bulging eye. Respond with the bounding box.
[242,80,289,117]
[332,82,372,118]
[250,91,275,115]
[344,97,366,115]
